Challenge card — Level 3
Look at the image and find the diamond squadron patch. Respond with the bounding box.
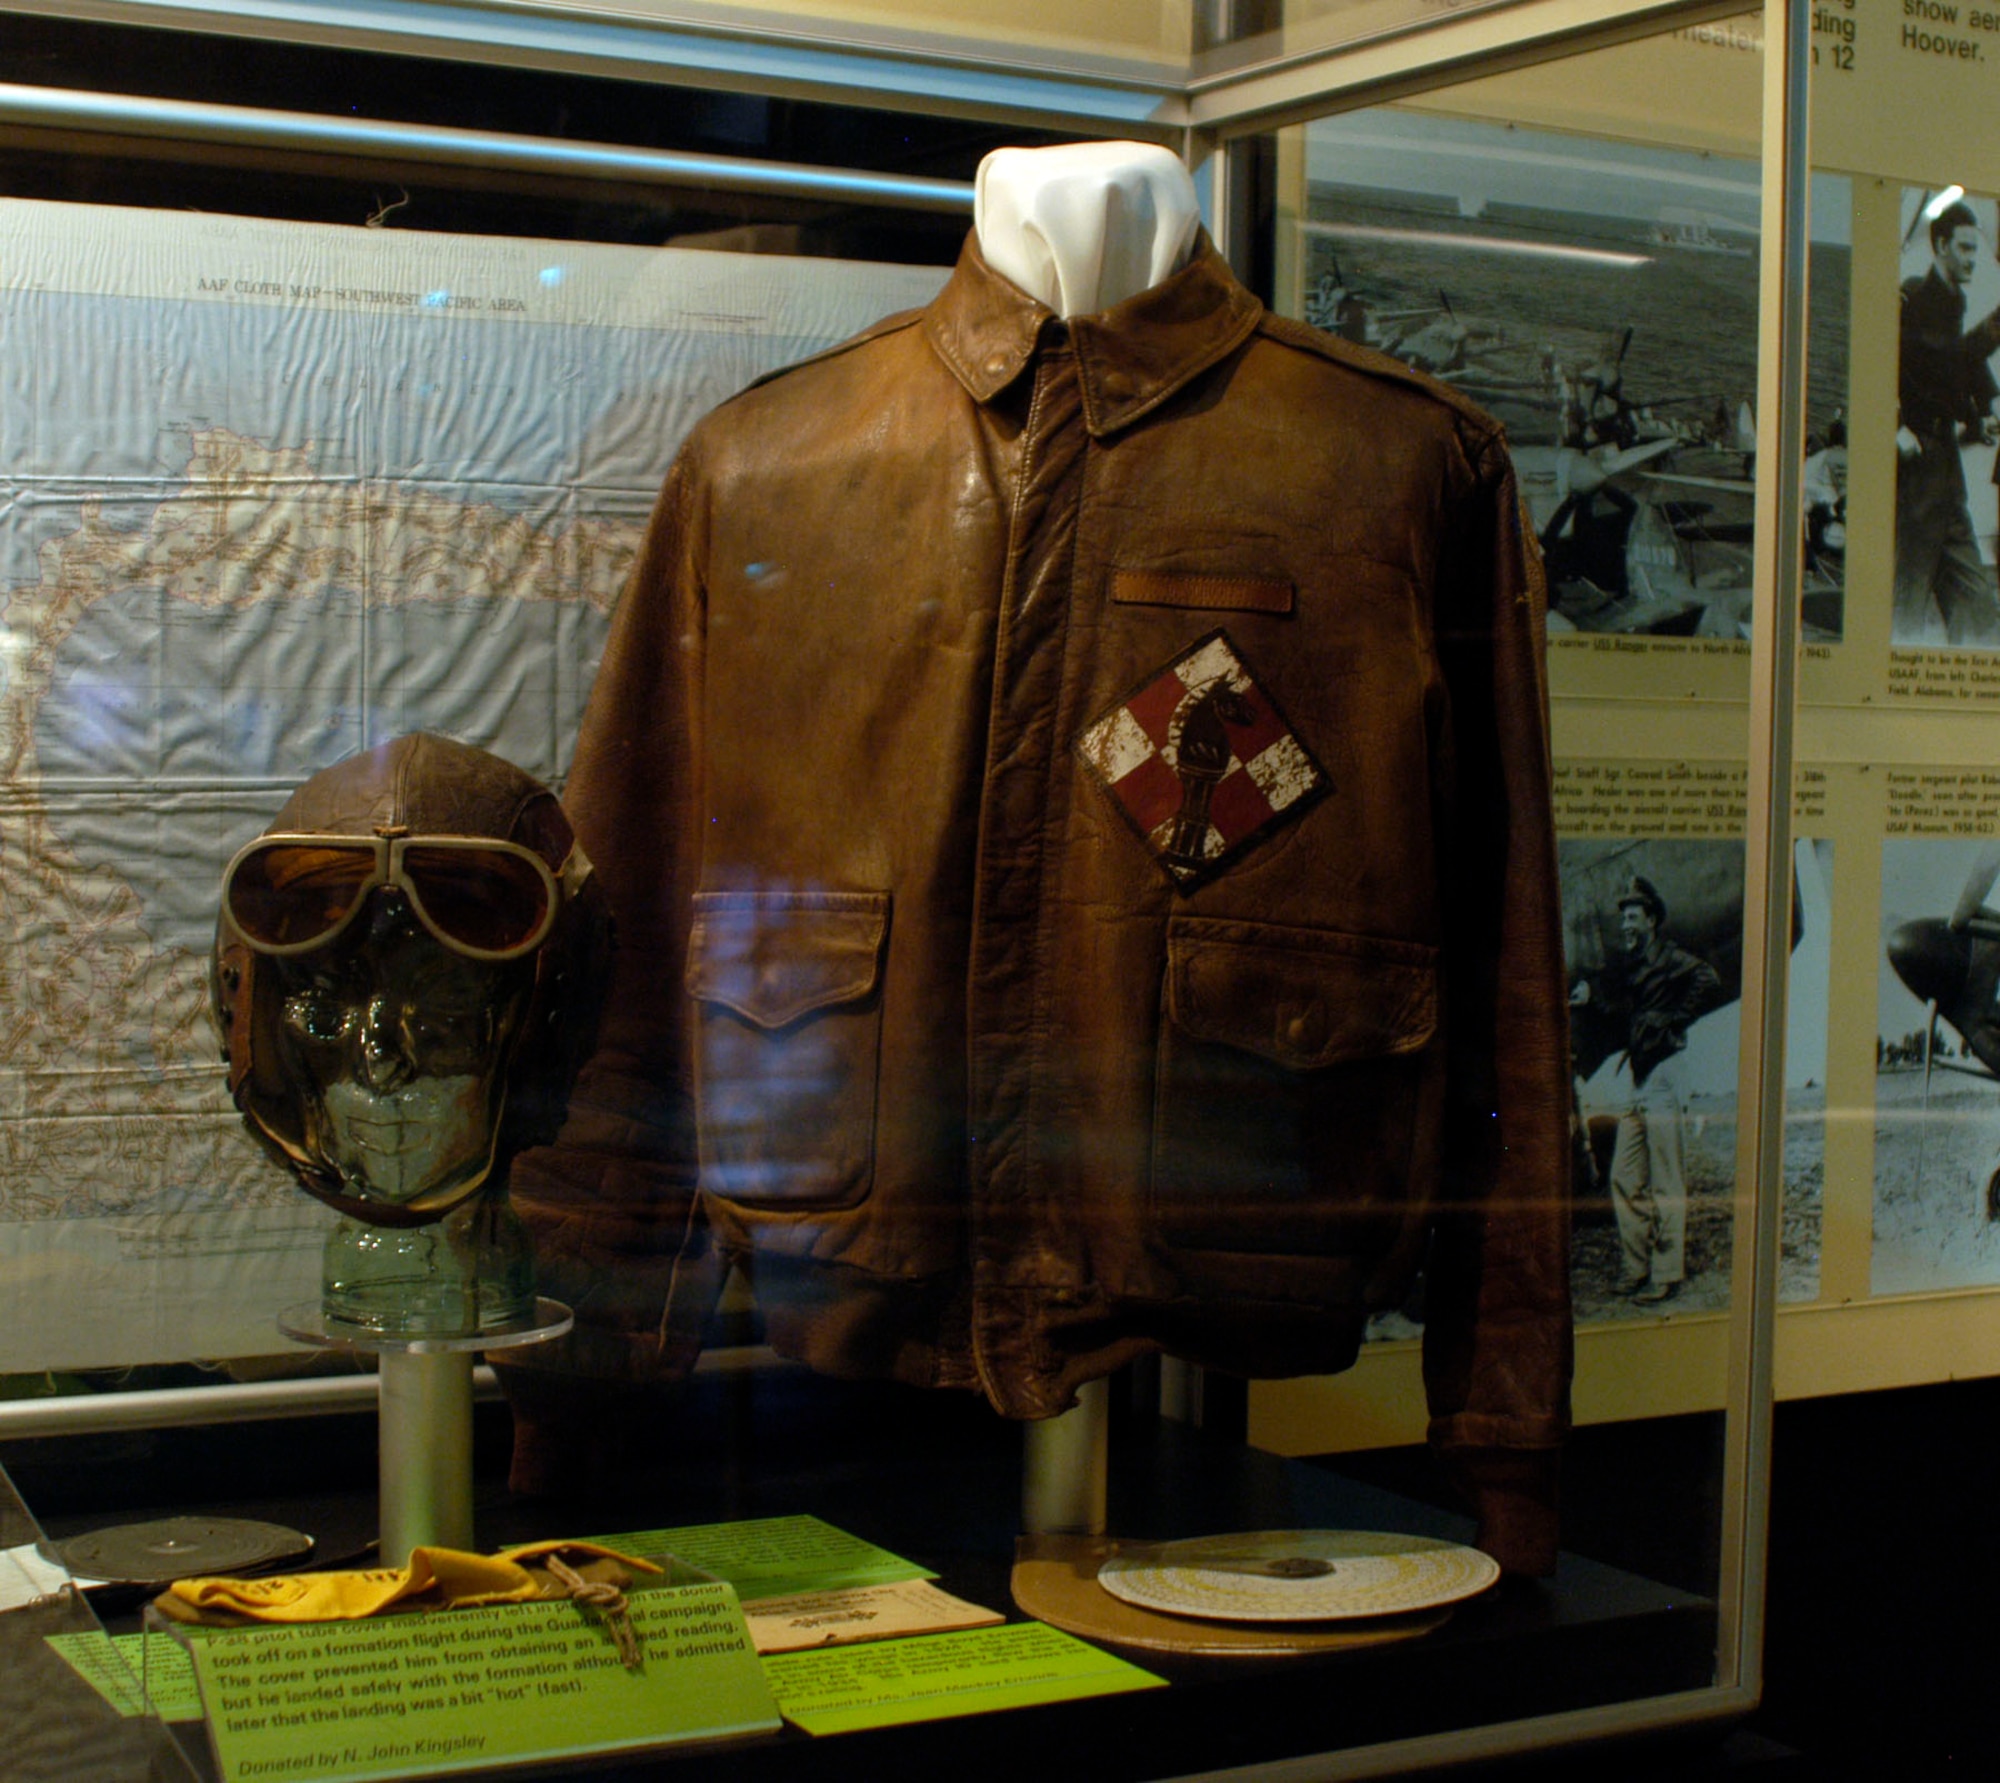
[1075,629,1329,889]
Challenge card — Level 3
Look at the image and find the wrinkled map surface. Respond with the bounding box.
[0,200,943,1368]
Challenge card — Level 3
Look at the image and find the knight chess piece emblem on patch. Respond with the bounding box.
[1075,629,1329,889]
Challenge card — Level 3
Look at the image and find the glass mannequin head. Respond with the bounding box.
[271,898,534,1209]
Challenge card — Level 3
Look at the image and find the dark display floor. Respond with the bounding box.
[4,1363,1722,1782]
[8,1369,1990,1780]
[1335,1379,2000,1783]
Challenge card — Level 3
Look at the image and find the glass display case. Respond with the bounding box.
[0,0,1889,1775]
[0,1457,195,1781]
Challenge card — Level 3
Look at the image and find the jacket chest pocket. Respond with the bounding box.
[1151,916,1439,1257]
[685,890,889,1209]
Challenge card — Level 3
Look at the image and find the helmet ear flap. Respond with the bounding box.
[210,924,312,1165]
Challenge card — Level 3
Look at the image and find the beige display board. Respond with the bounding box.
[1253,2,2000,1458]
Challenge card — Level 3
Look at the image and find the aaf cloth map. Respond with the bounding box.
[0,199,944,1370]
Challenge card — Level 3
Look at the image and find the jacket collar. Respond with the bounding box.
[923,228,1264,438]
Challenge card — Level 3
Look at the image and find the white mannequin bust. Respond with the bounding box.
[973,141,1202,319]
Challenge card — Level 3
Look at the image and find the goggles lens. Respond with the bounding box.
[225,837,558,960]
[227,844,377,952]
[400,844,552,957]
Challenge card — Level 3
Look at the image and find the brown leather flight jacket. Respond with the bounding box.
[508,232,1573,1573]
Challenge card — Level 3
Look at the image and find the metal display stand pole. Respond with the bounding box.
[1009,1366,1456,1657]
[280,1300,572,1565]
[1020,1375,1108,1536]
[1020,1357,1203,1537]
[377,1350,476,1559]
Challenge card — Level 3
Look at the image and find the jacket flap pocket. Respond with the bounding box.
[686,891,890,1029]
[1166,917,1437,1070]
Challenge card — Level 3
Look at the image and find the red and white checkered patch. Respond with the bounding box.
[1075,630,1328,888]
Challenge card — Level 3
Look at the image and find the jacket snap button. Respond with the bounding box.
[1283,1004,1325,1055]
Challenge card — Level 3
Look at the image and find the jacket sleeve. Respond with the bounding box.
[494,450,725,1443]
[1421,420,1574,1577]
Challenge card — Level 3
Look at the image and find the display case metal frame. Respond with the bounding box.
[0,0,1808,1771]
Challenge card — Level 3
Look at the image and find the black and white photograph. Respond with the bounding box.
[1892,187,2000,649]
[1874,839,2000,1290]
[1300,110,1851,640]
[1562,837,1829,1321]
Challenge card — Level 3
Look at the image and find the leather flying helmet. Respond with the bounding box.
[212,734,610,1226]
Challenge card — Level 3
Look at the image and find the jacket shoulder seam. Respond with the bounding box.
[725,308,929,405]
[1256,313,1505,448]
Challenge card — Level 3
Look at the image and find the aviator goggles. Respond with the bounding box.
[223,833,579,963]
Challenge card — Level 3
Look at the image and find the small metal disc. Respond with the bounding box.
[54,1517,313,1586]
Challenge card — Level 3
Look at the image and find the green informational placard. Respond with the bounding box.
[45,1631,204,1721]
[593,1515,933,1603]
[762,1621,1165,1735]
[184,1582,779,1783]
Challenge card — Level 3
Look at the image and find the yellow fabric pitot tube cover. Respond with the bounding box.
[164,1539,660,1623]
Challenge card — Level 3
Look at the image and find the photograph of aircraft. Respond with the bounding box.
[1298,109,1851,641]
[1561,836,1827,1321]
[1876,840,2000,1291]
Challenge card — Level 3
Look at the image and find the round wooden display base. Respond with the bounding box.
[1009,1535,1452,1658]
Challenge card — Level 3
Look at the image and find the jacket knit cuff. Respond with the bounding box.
[1464,1447,1563,1577]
